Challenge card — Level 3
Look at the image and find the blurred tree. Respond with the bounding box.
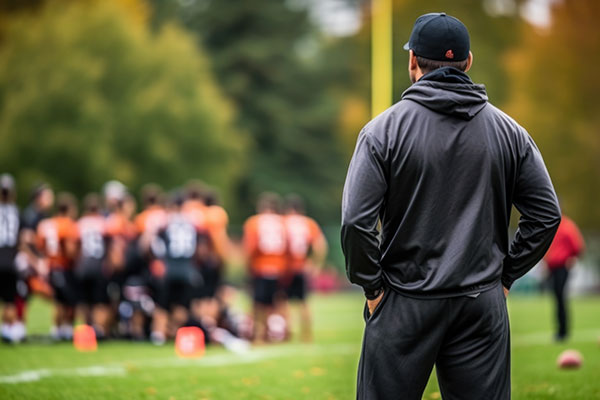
[149,0,348,224]
[505,0,600,229]
[0,0,242,208]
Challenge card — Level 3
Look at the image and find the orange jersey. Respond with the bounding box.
[243,213,288,278]
[105,212,136,240]
[285,214,325,272]
[182,200,208,230]
[205,205,229,259]
[134,205,168,236]
[104,211,135,270]
[37,216,79,269]
[206,205,228,231]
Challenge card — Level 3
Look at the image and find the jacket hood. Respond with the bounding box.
[401,67,488,120]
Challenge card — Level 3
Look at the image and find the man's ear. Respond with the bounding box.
[464,51,473,73]
[409,50,419,72]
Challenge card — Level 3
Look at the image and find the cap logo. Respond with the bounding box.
[445,49,454,59]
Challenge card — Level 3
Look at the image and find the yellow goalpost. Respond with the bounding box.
[371,0,393,118]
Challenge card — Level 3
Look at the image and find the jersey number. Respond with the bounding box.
[81,230,104,259]
[167,223,196,258]
[257,219,286,255]
[0,210,19,247]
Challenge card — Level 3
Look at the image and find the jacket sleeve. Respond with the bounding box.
[502,135,561,289]
[341,131,387,296]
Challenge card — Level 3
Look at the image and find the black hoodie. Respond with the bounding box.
[341,67,561,298]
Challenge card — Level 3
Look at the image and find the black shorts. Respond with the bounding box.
[79,276,109,305]
[49,269,78,307]
[285,273,307,301]
[156,279,194,310]
[0,269,17,303]
[197,265,221,299]
[253,277,280,306]
[76,259,109,305]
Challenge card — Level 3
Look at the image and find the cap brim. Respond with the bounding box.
[403,42,410,51]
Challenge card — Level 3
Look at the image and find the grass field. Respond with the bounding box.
[1,292,599,399]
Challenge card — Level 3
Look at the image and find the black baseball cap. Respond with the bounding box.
[403,13,470,61]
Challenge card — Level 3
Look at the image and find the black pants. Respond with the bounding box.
[49,270,78,307]
[549,266,569,339]
[357,283,510,400]
[0,269,17,303]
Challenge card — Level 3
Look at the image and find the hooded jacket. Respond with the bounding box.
[341,67,561,298]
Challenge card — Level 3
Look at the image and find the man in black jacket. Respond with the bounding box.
[341,13,561,400]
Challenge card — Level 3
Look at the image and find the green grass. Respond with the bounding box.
[0,292,599,399]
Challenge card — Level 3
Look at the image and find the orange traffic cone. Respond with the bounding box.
[73,324,97,352]
[175,327,205,358]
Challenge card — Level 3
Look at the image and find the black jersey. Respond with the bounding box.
[158,214,200,262]
[21,205,47,231]
[76,215,108,279]
[0,203,20,270]
[155,213,206,282]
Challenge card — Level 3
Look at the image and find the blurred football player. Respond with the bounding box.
[0,174,21,343]
[243,193,288,343]
[151,192,205,344]
[22,184,55,233]
[135,184,168,240]
[37,192,79,340]
[204,189,230,266]
[544,212,585,341]
[102,180,127,217]
[282,194,327,342]
[105,193,149,340]
[134,184,168,344]
[122,193,137,222]
[194,189,230,322]
[16,182,55,340]
[182,180,207,229]
[76,193,110,338]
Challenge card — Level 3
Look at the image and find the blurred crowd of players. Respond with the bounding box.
[0,174,328,350]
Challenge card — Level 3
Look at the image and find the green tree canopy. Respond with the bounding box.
[0,0,242,207]
[150,0,348,224]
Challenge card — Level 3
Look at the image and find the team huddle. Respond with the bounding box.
[0,174,327,349]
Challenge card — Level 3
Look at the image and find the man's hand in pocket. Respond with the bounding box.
[367,290,385,316]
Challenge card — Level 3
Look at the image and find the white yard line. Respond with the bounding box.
[0,366,127,384]
[0,343,357,384]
